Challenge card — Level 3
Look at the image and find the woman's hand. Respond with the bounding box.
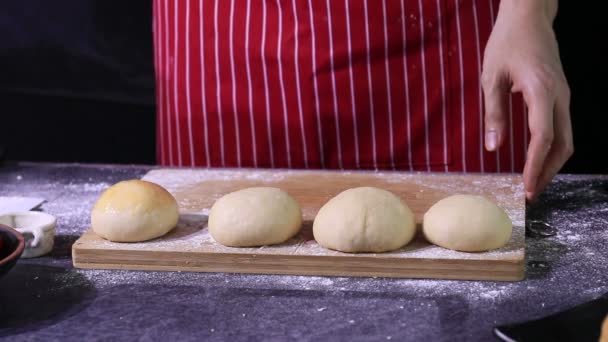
[482,0,573,201]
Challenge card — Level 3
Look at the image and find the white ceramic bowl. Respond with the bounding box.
[0,211,56,258]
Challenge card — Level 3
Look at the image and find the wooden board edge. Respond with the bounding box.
[72,245,525,282]
[72,260,525,281]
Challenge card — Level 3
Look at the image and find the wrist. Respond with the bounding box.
[498,0,558,24]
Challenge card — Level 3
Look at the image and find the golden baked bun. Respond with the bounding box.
[92,180,179,242]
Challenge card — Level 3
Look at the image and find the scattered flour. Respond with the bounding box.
[2,166,606,316]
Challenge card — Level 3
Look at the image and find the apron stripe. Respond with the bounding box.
[245,0,258,167]
[213,0,226,166]
[454,0,467,172]
[153,0,163,166]
[332,1,357,169]
[313,0,332,168]
[276,0,292,168]
[345,0,361,169]
[399,0,414,171]
[349,3,373,169]
[281,0,301,168]
[308,0,325,168]
[206,0,221,166]
[417,0,431,172]
[173,0,183,166]
[252,2,272,168]
[185,0,195,166]
[269,2,287,168]
[292,0,308,168]
[261,1,274,167]
[424,0,448,173]
[362,1,378,169]
[471,0,484,173]
[381,1,396,170]
[152,0,158,163]
[198,0,210,167]
[326,0,344,169]
[462,0,484,172]
[187,0,199,167]
[228,0,242,167]
[163,0,174,166]
[436,0,449,172]
[266,2,287,168]
[236,0,254,167]
[368,2,388,170]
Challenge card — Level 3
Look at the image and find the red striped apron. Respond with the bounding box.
[153,0,528,172]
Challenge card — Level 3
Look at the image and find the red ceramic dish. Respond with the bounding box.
[0,223,25,279]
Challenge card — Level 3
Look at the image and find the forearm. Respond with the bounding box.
[497,0,558,23]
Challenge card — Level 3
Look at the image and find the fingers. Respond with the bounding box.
[522,81,555,201]
[481,72,509,151]
[531,84,573,199]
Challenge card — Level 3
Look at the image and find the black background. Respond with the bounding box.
[0,1,605,173]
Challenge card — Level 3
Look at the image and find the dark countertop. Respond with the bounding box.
[0,163,607,341]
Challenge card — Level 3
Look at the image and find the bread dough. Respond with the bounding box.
[313,187,416,253]
[601,314,608,342]
[92,180,179,242]
[423,194,512,252]
[208,187,302,247]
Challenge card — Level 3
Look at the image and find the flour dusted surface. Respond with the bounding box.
[2,165,607,342]
[132,168,525,261]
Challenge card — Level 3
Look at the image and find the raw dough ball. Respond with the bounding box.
[313,187,416,253]
[208,187,302,247]
[92,180,179,242]
[601,315,608,342]
[423,194,512,252]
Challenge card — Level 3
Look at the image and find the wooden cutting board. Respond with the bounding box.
[72,169,526,281]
